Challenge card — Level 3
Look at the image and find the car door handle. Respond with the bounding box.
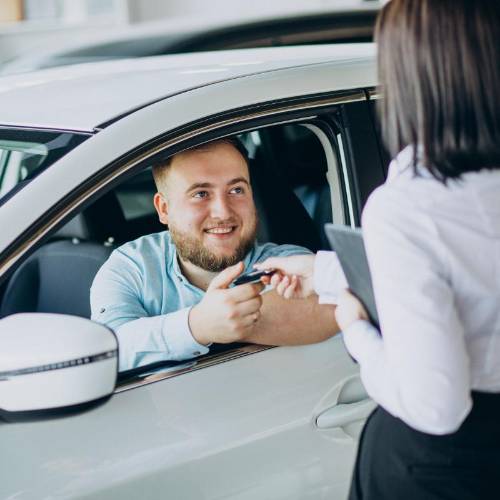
[316,399,376,429]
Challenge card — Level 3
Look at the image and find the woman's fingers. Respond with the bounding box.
[270,272,283,288]
[276,275,290,296]
[283,275,298,299]
[255,254,316,278]
[267,273,301,299]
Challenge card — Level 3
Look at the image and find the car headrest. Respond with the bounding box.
[248,158,321,252]
[54,190,127,244]
[55,213,92,241]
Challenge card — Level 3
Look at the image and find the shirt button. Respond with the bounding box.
[193,351,201,356]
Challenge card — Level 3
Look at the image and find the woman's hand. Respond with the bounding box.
[254,254,316,299]
[335,290,369,331]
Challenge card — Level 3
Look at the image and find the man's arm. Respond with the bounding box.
[247,245,340,345]
[245,290,339,346]
[90,250,209,371]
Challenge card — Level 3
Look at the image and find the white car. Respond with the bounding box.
[0,44,384,499]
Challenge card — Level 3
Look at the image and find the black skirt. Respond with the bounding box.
[349,392,500,500]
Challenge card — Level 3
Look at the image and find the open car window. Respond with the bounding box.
[0,118,347,386]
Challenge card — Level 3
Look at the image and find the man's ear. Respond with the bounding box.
[153,192,169,226]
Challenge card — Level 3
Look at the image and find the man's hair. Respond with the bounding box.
[152,137,249,190]
[376,0,500,181]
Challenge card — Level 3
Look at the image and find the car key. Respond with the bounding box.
[231,269,275,287]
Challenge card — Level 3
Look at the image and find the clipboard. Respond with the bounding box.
[324,224,379,328]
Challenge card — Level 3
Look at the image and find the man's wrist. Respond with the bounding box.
[188,303,211,346]
[160,307,210,360]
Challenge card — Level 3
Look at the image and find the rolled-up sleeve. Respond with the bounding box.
[90,250,208,371]
[114,307,209,371]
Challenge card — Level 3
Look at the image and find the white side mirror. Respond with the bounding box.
[0,313,117,422]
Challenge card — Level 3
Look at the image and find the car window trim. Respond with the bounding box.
[116,345,273,393]
[304,123,347,226]
[0,91,367,391]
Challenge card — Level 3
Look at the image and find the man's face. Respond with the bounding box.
[154,142,258,272]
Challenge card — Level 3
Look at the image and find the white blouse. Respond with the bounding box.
[314,147,500,435]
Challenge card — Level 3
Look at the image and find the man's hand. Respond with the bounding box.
[189,262,264,345]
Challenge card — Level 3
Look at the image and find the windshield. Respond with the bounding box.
[0,128,90,206]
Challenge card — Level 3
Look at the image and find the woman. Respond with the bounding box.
[256,1,500,498]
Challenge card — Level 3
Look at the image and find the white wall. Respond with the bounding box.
[126,0,370,23]
[0,23,119,64]
[0,0,129,64]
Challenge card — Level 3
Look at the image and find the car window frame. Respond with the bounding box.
[114,118,349,390]
[0,90,371,392]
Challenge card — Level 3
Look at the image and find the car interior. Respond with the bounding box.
[0,123,339,367]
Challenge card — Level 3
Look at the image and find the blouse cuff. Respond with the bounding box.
[342,319,382,364]
[313,251,347,304]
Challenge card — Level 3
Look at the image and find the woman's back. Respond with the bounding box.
[360,146,500,429]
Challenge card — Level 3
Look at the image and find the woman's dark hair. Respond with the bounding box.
[375,0,500,181]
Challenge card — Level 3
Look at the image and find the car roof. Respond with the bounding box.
[0,44,376,133]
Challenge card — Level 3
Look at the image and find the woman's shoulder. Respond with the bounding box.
[361,177,443,241]
[365,165,500,231]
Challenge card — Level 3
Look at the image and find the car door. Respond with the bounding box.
[0,77,383,499]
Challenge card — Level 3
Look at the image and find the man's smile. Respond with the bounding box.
[204,225,238,236]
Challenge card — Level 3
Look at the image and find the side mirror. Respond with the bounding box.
[0,313,118,422]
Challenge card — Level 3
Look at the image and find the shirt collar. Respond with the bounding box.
[242,243,258,273]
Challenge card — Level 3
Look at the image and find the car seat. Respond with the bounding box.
[0,240,112,318]
[0,191,125,319]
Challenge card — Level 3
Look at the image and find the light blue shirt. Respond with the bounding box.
[90,231,310,371]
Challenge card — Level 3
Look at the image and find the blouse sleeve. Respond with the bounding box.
[342,188,472,435]
[313,251,347,304]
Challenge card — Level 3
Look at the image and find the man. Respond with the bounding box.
[91,138,338,371]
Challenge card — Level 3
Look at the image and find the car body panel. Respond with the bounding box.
[1,337,364,499]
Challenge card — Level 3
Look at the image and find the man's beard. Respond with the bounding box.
[169,218,258,272]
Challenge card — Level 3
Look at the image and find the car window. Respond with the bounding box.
[0,120,346,384]
[0,128,90,206]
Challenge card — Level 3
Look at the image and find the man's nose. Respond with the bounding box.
[209,194,233,219]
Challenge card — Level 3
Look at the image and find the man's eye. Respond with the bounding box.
[193,191,209,199]
[230,186,245,195]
